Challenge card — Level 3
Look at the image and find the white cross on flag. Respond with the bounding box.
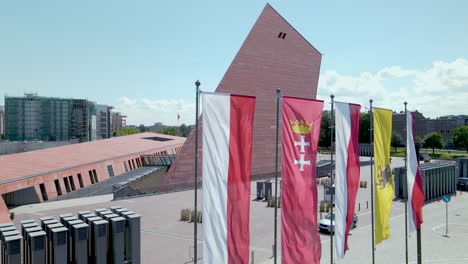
[281,96,323,264]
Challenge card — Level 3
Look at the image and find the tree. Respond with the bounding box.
[391,133,404,152]
[178,123,191,137]
[359,112,370,143]
[319,111,331,147]
[116,127,140,137]
[159,126,178,136]
[138,124,147,132]
[415,136,423,145]
[423,132,445,154]
[453,125,468,152]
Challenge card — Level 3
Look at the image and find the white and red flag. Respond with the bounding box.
[281,96,323,264]
[406,111,424,232]
[202,92,256,264]
[334,102,361,259]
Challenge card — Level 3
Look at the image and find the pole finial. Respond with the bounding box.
[404,101,407,106]
[330,94,334,99]
[195,80,201,88]
[276,88,281,94]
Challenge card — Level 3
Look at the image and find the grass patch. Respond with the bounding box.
[390,151,405,157]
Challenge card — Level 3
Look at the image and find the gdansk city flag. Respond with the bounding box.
[281,96,323,264]
[406,111,424,232]
[334,102,361,259]
[373,107,394,244]
[202,92,256,264]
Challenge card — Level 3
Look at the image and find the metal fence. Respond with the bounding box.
[394,161,457,201]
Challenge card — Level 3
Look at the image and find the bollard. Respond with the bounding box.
[4,234,22,264]
[49,227,68,264]
[366,201,369,209]
[108,217,125,264]
[358,203,361,211]
[91,220,109,264]
[124,214,141,264]
[251,251,255,264]
[70,223,89,264]
[28,230,47,264]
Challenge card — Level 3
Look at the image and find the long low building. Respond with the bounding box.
[0,132,184,221]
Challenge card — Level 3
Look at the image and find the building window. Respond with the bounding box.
[93,169,99,183]
[39,183,48,201]
[107,165,115,177]
[63,177,71,193]
[124,162,128,172]
[77,173,84,188]
[128,160,133,170]
[68,176,76,191]
[54,180,62,196]
[89,170,95,184]
[132,159,136,170]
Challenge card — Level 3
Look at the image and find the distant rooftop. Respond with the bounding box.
[0,132,185,184]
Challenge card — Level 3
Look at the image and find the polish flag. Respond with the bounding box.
[282,96,323,264]
[334,102,361,259]
[406,111,424,232]
[202,92,256,264]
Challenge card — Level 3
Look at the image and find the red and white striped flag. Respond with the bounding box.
[282,96,323,264]
[334,102,361,259]
[202,92,256,264]
[406,111,424,232]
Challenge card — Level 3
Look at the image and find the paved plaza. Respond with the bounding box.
[10,156,468,263]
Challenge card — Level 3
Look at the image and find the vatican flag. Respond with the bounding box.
[373,107,393,244]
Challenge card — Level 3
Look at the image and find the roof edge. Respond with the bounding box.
[266,3,322,56]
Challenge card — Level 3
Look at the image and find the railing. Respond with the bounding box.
[141,154,177,167]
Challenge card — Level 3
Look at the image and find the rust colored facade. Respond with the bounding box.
[163,4,322,190]
[0,132,184,222]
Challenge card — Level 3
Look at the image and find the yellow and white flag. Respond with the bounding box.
[373,107,393,244]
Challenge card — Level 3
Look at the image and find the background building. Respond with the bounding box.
[111,112,127,135]
[393,111,468,147]
[96,104,113,140]
[4,93,115,142]
[0,106,4,136]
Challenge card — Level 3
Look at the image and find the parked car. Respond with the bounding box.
[318,213,358,233]
[457,178,468,191]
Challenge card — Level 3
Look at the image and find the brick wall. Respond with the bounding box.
[164,4,321,189]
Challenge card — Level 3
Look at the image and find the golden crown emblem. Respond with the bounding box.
[289,120,313,134]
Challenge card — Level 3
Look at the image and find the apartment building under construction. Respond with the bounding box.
[5,94,98,142]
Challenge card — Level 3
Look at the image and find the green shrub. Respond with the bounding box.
[180,209,191,221]
[190,210,197,222]
[197,211,202,223]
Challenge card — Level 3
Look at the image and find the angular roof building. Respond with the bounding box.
[162,4,322,190]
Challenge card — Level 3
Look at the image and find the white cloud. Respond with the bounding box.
[377,66,417,80]
[115,58,468,126]
[318,58,468,118]
[114,97,195,126]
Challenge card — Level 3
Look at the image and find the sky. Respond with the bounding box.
[1,0,467,125]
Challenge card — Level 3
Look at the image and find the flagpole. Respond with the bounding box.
[370,99,375,264]
[177,114,180,137]
[417,228,422,264]
[404,102,409,264]
[414,102,422,264]
[274,88,281,264]
[330,94,335,264]
[194,80,201,264]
